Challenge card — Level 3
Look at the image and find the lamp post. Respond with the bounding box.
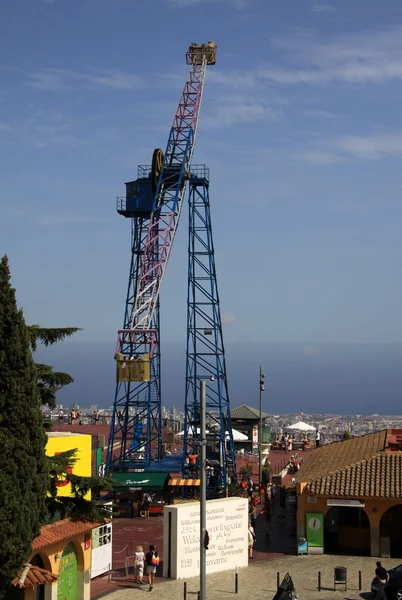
[259,367,265,490]
[199,379,207,600]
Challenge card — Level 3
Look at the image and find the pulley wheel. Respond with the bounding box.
[151,148,164,197]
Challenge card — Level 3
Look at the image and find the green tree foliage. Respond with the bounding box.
[343,430,351,439]
[28,326,82,351]
[239,463,253,480]
[45,449,115,523]
[0,256,48,596]
[27,325,82,410]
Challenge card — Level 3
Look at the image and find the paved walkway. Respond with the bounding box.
[94,554,401,600]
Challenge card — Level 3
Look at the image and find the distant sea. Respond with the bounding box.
[34,342,402,416]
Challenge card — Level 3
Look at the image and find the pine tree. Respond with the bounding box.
[0,256,48,596]
[46,450,115,522]
[28,325,82,409]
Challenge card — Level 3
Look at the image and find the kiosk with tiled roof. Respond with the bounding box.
[295,429,402,558]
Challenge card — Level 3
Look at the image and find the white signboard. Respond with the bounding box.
[252,426,258,448]
[91,523,112,579]
[327,499,365,508]
[163,497,248,579]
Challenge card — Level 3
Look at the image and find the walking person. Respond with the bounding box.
[142,493,150,520]
[315,429,320,448]
[262,503,272,537]
[134,545,145,585]
[374,561,389,600]
[145,544,159,592]
[248,523,255,560]
[249,499,257,529]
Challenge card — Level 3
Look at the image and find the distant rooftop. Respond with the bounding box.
[231,404,269,421]
[46,431,89,437]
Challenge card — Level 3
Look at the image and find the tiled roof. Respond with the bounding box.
[231,404,269,420]
[296,430,387,484]
[32,518,103,551]
[305,452,402,498]
[12,564,58,588]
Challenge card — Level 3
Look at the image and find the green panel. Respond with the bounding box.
[96,447,103,472]
[57,543,78,600]
[262,426,271,443]
[112,471,168,489]
[306,513,324,547]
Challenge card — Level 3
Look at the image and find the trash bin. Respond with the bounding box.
[297,537,307,555]
[334,566,347,590]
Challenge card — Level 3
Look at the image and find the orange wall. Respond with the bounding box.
[297,491,402,556]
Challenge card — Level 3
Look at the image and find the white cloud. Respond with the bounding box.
[87,69,144,90]
[296,149,341,165]
[0,205,104,226]
[303,345,322,356]
[222,312,237,325]
[34,214,107,226]
[0,109,88,148]
[258,25,402,85]
[330,132,402,160]
[167,0,248,8]
[301,109,336,119]
[312,2,334,12]
[297,131,402,165]
[27,67,145,91]
[1,208,32,219]
[203,95,283,129]
[207,70,258,89]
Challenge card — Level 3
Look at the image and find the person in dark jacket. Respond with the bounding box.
[375,561,389,600]
[145,544,158,591]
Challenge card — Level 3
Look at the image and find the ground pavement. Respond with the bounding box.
[93,554,402,600]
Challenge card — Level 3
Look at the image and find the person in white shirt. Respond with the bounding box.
[316,430,320,448]
[134,545,145,584]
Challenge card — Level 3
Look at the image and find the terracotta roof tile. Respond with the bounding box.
[295,430,387,484]
[12,564,58,588]
[32,518,103,551]
[304,451,402,498]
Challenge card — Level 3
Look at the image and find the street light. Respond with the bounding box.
[259,367,265,490]
[199,379,207,600]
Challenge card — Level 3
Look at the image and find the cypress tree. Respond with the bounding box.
[0,256,48,595]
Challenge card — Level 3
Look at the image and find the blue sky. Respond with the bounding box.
[1,0,402,344]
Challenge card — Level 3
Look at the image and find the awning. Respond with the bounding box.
[168,478,200,486]
[112,472,169,490]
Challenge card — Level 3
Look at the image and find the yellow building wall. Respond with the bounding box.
[29,532,91,574]
[46,433,92,500]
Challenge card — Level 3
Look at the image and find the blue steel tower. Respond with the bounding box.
[183,166,236,493]
[106,43,217,473]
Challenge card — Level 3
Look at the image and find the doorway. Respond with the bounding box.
[380,505,402,557]
[324,506,370,555]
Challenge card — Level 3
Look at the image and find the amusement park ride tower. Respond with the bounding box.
[106,43,236,491]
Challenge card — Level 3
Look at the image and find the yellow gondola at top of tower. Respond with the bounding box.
[115,353,150,382]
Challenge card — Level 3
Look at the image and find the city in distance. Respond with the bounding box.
[35,341,402,416]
